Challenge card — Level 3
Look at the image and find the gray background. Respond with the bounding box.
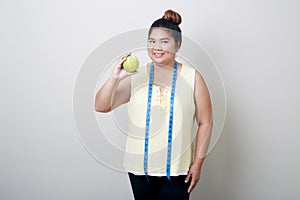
[1,0,299,199]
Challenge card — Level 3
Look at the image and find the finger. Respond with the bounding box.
[116,58,128,69]
[116,52,133,69]
[131,70,139,74]
[120,52,131,59]
[126,70,139,75]
[188,175,200,193]
[185,172,192,183]
[117,52,131,64]
[118,56,127,65]
[188,180,196,193]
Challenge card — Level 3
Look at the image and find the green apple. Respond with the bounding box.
[122,55,139,72]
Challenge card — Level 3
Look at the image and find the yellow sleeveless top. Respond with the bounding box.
[123,64,196,174]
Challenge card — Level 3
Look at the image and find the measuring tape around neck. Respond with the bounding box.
[144,61,178,180]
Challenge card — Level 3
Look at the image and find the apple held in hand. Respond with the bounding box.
[122,55,139,72]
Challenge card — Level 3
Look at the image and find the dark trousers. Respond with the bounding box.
[128,172,190,200]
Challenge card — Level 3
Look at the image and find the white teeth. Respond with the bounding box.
[154,53,163,57]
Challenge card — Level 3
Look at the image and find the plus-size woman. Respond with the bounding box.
[95,9,212,200]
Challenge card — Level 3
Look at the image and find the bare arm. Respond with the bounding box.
[95,53,137,112]
[185,70,213,193]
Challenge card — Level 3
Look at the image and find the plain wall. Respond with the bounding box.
[1,0,299,199]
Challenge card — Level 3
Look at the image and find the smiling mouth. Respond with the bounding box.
[153,52,164,58]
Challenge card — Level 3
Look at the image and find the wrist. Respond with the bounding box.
[193,156,205,166]
[110,74,121,83]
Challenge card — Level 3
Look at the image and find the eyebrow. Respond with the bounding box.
[148,37,170,40]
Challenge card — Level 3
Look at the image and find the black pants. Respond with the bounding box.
[128,172,190,200]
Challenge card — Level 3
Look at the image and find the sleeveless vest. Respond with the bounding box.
[123,64,196,174]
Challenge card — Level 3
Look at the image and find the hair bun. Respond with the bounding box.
[162,9,182,26]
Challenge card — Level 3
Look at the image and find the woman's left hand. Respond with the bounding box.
[185,161,202,193]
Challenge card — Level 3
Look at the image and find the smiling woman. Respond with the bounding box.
[94,9,212,200]
[147,28,180,67]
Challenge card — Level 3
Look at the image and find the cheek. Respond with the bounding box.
[147,47,152,55]
[147,48,154,58]
[163,44,178,53]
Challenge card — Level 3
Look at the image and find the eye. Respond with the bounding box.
[148,39,155,43]
[161,40,169,44]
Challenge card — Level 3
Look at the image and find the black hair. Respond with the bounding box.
[148,10,182,47]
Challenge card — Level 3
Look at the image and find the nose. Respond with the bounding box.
[154,42,162,51]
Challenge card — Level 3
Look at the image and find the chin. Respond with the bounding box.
[152,59,167,66]
[150,54,166,65]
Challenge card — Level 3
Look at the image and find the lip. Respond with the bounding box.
[153,52,164,58]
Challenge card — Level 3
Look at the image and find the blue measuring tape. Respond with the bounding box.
[144,61,178,180]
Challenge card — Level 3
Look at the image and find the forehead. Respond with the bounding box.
[149,28,174,39]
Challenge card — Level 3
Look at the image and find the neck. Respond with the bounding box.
[154,60,176,69]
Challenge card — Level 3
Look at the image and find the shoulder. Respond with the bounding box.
[179,64,197,89]
[181,64,194,72]
[194,70,204,83]
[180,64,197,80]
[179,64,208,97]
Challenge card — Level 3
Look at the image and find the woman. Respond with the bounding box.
[95,9,212,200]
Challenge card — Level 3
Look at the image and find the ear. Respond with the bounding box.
[176,42,181,52]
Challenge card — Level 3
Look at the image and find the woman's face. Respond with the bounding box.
[147,28,179,67]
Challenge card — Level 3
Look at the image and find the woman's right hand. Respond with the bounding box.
[111,52,138,80]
